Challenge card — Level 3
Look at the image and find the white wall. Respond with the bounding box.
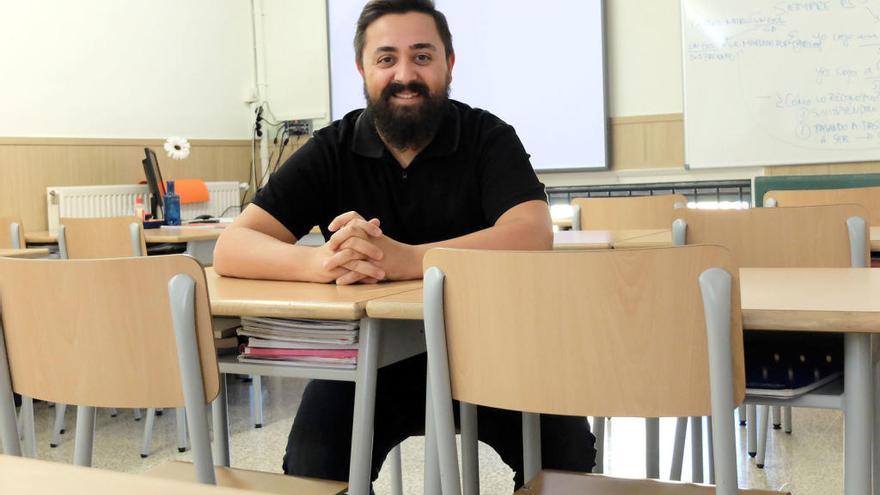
[0,0,255,139]
[605,0,683,117]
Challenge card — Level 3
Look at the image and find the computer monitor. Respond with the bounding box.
[142,147,165,219]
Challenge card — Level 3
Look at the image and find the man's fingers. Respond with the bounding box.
[336,271,374,285]
[342,259,385,280]
[339,236,384,261]
[323,248,365,272]
[328,211,366,232]
[327,221,382,251]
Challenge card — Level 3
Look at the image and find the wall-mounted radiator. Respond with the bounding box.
[46,182,244,234]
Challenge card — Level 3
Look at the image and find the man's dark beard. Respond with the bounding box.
[366,80,449,151]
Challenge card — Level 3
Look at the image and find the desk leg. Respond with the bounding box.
[845,333,872,495]
[348,318,380,495]
[212,373,231,467]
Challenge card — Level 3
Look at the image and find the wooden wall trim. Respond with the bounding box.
[0,137,251,147]
[611,113,683,125]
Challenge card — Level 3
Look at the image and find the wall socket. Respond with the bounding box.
[285,120,312,136]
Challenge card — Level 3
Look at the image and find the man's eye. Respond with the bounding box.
[415,54,432,63]
[377,56,394,65]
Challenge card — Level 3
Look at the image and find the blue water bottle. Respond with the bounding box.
[164,180,181,225]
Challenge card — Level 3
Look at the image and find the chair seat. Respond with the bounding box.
[515,470,790,495]
[146,461,347,495]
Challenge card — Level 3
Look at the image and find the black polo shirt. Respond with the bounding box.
[253,99,547,245]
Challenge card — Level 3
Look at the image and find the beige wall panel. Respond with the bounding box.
[0,139,255,232]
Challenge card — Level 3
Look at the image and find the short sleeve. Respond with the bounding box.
[478,124,547,224]
[252,137,333,240]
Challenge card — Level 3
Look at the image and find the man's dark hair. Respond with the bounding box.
[354,0,454,65]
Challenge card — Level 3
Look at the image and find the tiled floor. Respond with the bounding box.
[15,375,842,494]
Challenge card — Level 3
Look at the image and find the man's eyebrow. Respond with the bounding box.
[375,46,399,54]
[411,43,437,51]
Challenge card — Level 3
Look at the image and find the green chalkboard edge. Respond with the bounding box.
[754,173,880,207]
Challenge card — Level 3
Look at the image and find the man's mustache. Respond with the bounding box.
[381,81,430,101]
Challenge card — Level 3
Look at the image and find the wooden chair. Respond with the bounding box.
[571,193,686,477]
[571,194,687,230]
[0,255,346,494]
[764,186,880,226]
[0,217,25,249]
[672,204,869,470]
[423,246,786,495]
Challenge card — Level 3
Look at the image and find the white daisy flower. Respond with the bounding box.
[164,136,191,160]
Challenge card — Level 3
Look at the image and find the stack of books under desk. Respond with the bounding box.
[237,316,359,369]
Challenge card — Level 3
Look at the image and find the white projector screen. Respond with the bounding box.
[328,0,609,171]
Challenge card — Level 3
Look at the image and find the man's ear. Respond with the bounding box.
[447,53,455,82]
[356,58,365,77]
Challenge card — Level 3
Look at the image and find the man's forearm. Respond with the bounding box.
[213,226,318,281]
[403,219,553,279]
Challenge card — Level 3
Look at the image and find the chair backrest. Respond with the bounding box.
[673,204,869,268]
[59,216,147,259]
[571,194,687,230]
[0,217,25,249]
[423,245,744,419]
[764,186,880,226]
[0,255,218,408]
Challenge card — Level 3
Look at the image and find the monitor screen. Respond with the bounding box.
[142,147,165,218]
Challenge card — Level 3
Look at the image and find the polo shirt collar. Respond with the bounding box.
[351,101,461,159]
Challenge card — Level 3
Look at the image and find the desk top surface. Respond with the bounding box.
[206,268,422,320]
[0,247,50,258]
[0,455,269,495]
[366,267,880,332]
[552,229,668,250]
[25,225,226,244]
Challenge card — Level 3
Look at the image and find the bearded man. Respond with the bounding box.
[214,0,595,488]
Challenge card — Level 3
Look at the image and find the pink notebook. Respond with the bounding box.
[243,347,358,359]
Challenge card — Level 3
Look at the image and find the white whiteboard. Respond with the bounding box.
[682,0,880,169]
[328,0,609,171]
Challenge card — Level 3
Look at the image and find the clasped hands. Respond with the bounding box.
[312,211,419,285]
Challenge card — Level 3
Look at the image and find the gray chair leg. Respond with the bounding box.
[783,406,792,434]
[706,418,715,484]
[738,405,747,426]
[460,402,479,495]
[168,274,215,485]
[645,417,660,479]
[424,267,462,495]
[747,405,757,456]
[690,416,703,483]
[51,403,67,447]
[141,408,157,458]
[20,397,36,458]
[771,406,781,430]
[423,374,441,495]
[133,408,142,421]
[669,417,688,481]
[250,375,264,428]
[212,375,231,467]
[591,416,605,474]
[756,406,769,468]
[389,444,404,495]
[109,408,118,417]
[176,408,188,452]
[522,413,542,482]
[73,405,96,466]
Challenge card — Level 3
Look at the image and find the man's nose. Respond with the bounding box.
[393,60,419,84]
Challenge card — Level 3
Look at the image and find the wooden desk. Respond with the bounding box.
[365,267,879,495]
[611,229,673,249]
[0,454,270,495]
[552,229,667,250]
[26,227,224,264]
[872,226,879,251]
[205,269,424,495]
[0,248,49,259]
